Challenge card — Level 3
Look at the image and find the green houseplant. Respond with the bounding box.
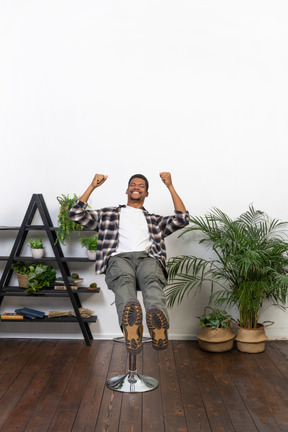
[198,307,233,329]
[80,236,98,260]
[28,238,44,259]
[197,307,235,352]
[166,205,288,352]
[12,261,56,295]
[12,261,30,288]
[56,194,83,245]
[26,263,56,295]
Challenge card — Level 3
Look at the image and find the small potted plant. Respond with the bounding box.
[12,261,56,294]
[197,307,235,352]
[12,261,30,288]
[26,263,56,295]
[28,238,44,259]
[80,236,98,260]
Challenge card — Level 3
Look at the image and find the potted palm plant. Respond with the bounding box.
[166,205,288,353]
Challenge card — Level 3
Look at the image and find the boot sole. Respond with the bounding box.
[146,306,169,351]
[122,299,143,355]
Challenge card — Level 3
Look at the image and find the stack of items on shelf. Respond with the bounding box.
[54,274,83,291]
[1,308,45,320]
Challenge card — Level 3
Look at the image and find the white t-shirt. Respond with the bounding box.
[113,206,152,255]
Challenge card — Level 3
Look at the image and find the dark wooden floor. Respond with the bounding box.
[0,339,288,432]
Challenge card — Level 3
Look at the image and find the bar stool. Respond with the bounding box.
[106,294,158,393]
[106,350,158,393]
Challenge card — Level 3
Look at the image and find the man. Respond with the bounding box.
[69,172,189,354]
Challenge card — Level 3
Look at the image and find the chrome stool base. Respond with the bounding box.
[106,354,158,393]
[106,371,158,393]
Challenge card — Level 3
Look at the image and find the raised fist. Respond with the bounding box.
[91,174,108,189]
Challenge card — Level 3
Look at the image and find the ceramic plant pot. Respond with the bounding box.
[87,250,96,261]
[31,248,44,259]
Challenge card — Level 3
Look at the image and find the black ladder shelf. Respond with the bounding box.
[0,194,98,346]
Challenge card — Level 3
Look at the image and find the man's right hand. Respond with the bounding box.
[91,174,108,189]
[78,173,108,203]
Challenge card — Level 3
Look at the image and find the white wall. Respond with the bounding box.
[0,0,287,340]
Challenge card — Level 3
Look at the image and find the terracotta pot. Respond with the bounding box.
[236,324,270,353]
[197,326,235,352]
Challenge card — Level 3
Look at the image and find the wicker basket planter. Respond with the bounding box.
[197,326,235,353]
[16,273,29,289]
[235,324,272,353]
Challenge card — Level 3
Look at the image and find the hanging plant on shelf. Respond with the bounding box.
[56,194,83,245]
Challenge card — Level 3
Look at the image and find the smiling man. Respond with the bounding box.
[69,172,189,354]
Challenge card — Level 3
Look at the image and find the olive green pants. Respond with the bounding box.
[105,252,168,326]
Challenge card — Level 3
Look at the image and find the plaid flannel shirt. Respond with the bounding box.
[69,200,189,276]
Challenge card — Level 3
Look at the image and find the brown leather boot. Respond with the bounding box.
[146,305,169,351]
[121,298,143,355]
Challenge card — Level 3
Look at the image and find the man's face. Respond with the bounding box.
[126,177,148,205]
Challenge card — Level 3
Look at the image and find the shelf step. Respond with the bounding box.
[1,316,97,323]
[1,286,100,296]
[11,257,94,262]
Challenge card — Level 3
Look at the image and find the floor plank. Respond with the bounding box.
[188,342,235,432]
[26,340,85,432]
[71,340,114,432]
[0,339,287,432]
[94,340,126,432]
[142,343,165,432]
[173,340,212,432]
[0,340,58,431]
[227,350,284,432]
[160,342,188,432]
[207,349,258,432]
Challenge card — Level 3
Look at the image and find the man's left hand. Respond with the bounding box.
[160,172,172,188]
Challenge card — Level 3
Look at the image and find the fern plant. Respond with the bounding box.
[80,236,98,251]
[56,194,83,245]
[166,205,288,328]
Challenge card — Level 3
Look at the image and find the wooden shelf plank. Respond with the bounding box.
[11,256,93,262]
[0,316,97,323]
[1,286,100,296]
